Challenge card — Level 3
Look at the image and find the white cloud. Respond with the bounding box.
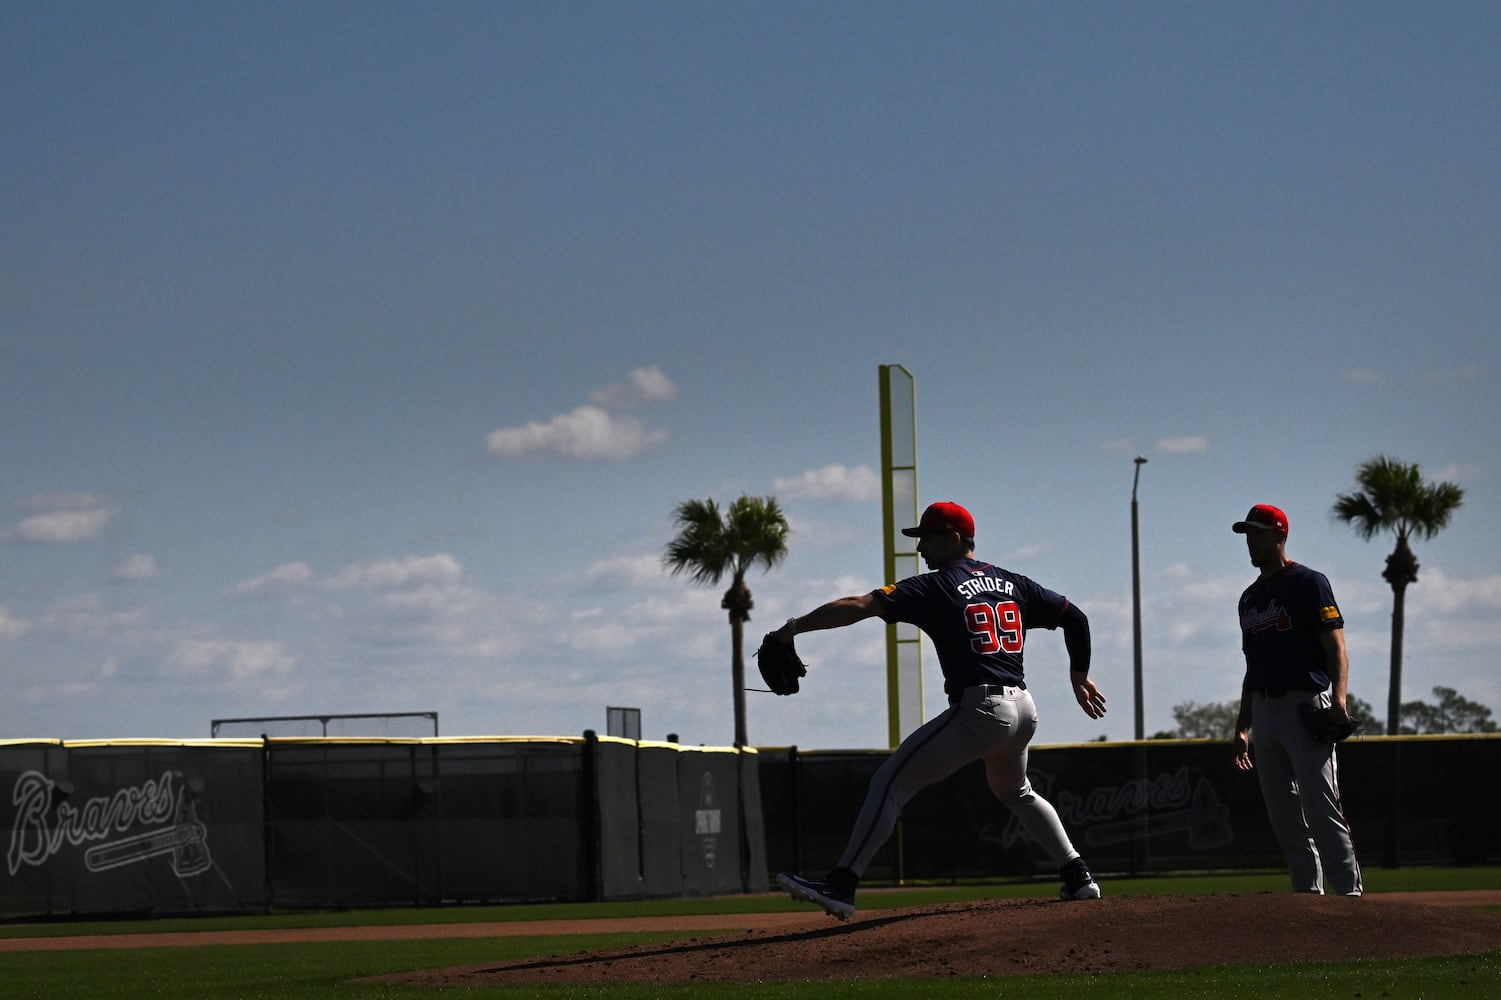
[1421,364,1482,383]
[1430,463,1483,484]
[328,554,464,591]
[584,552,672,588]
[1343,368,1387,384]
[1004,542,1055,563]
[20,680,102,704]
[487,366,675,461]
[112,554,162,582]
[1403,568,1501,617]
[1100,438,1135,454]
[34,595,145,635]
[1155,435,1210,455]
[772,464,882,502]
[3,492,115,543]
[234,555,465,597]
[168,639,295,680]
[0,606,28,639]
[780,513,871,553]
[226,552,528,674]
[486,405,668,460]
[230,561,317,595]
[14,508,112,543]
[587,365,678,408]
[17,491,109,512]
[9,519,1496,749]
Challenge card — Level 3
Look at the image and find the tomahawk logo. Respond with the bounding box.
[7,770,213,878]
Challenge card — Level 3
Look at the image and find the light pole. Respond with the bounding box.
[1131,456,1147,741]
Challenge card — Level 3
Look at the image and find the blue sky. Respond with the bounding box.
[3,2,1497,748]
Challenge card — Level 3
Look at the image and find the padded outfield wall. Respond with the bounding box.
[0,736,767,918]
[2,734,1494,918]
[1,740,268,918]
[760,735,1500,882]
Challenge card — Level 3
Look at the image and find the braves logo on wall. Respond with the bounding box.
[999,766,1234,853]
[7,770,213,879]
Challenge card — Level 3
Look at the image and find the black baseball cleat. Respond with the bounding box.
[1058,857,1102,900]
[777,871,856,920]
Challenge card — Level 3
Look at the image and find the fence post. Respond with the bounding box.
[581,730,602,901]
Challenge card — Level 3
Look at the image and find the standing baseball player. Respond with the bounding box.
[768,501,1107,919]
[1231,503,1362,896]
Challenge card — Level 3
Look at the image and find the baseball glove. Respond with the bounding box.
[755,632,808,696]
[1299,703,1365,743]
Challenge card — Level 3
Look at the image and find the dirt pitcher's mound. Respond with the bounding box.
[374,893,1501,987]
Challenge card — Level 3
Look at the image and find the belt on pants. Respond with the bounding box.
[953,683,1026,706]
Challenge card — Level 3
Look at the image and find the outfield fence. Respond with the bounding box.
[1,734,766,918]
[763,735,1499,883]
[1,733,1494,919]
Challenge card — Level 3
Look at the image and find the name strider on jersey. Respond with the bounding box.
[956,575,1016,600]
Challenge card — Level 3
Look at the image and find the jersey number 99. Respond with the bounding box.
[966,600,1023,655]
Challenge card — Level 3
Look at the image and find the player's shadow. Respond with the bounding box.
[473,909,934,976]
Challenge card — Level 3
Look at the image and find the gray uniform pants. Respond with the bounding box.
[837,684,1080,877]
[1251,690,1363,896]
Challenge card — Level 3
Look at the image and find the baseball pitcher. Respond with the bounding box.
[764,501,1107,919]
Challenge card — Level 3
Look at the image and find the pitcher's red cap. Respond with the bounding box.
[1232,504,1289,536]
[902,502,976,539]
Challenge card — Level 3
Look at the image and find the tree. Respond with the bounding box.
[1332,455,1464,736]
[1400,685,1497,734]
[1160,692,1386,739]
[1164,700,1240,740]
[663,495,790,747]
[1346,692,1385,736]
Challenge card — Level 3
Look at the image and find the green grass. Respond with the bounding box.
[2,944,1497,999]
[2,867,1497,998]
[0,934,691,1000]
[6,864,1497,938]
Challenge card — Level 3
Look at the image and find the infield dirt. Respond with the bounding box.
[366,891,1501,986]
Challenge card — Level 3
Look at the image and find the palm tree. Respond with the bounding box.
[664,495,790,747]
[1332,455,1465,735]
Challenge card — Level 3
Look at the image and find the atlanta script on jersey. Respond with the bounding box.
[876,557,1071,697]
[1238,562,1344,694]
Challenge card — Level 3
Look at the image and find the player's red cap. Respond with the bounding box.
[1232,504,1289,536]
[902,501,976,539]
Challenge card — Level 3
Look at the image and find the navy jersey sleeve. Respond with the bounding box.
[1017,576,1070,631]
[1308,570,1344,630]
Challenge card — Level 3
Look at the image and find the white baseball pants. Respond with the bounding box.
[836,684,1080,877]
[1251,689,1363,896]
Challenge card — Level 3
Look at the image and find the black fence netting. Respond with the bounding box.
[1,736,770,917]
[1,734,1494,918]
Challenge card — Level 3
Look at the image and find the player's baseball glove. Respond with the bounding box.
[755,632,808,696]
[1299,703,1365,743]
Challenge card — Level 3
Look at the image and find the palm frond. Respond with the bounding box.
[1411,482,1466,541]
[724,495,791,576]
[1332,455,1465,544]
[1331,491,1384,540]
[663,498,732,584]
[663,495,792,586]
